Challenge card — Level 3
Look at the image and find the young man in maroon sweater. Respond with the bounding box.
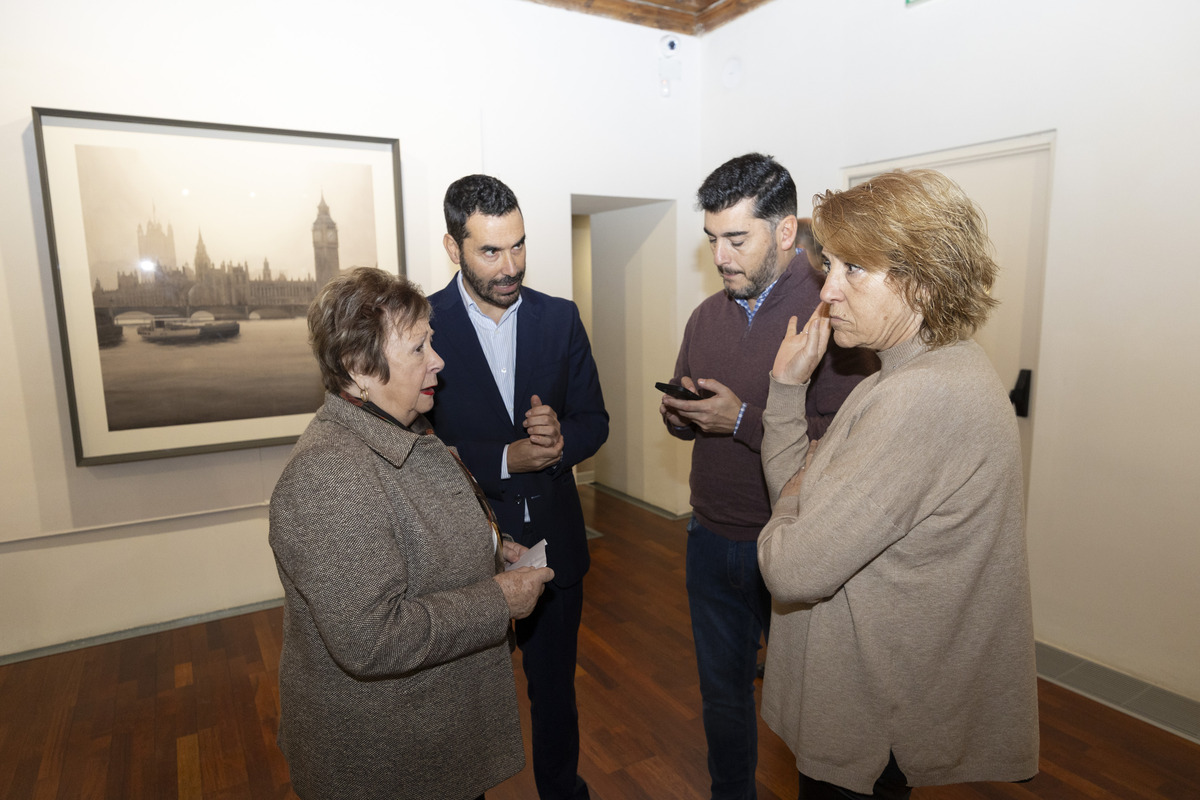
[659,154,877,800]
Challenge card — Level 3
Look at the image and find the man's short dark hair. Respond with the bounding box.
[444,174,521,249]
[696,153,797,224]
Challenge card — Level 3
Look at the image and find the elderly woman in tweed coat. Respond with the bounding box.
[269,267,554,800]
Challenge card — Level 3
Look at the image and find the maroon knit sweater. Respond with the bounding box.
[669,255,878,541]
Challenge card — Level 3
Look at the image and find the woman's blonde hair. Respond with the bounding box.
[813,169,998,348]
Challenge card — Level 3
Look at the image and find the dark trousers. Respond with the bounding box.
[686,519,773,800]
[515,553,590,800]
[798,753,911,800]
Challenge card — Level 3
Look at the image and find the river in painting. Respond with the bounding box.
[98,317,323,430]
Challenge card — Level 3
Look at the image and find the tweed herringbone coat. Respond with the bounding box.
[269,394,524,800]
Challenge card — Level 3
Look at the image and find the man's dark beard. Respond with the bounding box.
[463,262,525,308]
[725,245,778,301]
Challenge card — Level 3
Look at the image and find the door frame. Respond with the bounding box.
[843,131,1056,186]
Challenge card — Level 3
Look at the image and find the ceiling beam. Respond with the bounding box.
[520,0,776,35]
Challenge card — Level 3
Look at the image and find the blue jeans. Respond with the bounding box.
[686,518,773,800]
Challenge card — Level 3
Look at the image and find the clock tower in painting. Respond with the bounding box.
[312,194,340,288]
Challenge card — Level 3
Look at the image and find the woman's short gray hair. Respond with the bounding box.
[308,267,430,394]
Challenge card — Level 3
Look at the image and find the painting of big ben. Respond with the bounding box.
[312,195,341,288]
[33,108,404,464]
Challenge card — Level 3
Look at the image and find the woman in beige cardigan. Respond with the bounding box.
[269,267,554,800]
[759,170,1038,798]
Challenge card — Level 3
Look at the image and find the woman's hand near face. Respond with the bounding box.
[772,304,831,385]
[494,566,555,619]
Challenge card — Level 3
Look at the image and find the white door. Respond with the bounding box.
[845,132,1055,492]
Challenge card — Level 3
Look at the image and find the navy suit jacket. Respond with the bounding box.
[426,277,609,587]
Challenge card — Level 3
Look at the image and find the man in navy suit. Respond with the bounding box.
[427,175,608,800]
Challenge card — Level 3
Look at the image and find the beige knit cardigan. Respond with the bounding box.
[758,337,1039,793]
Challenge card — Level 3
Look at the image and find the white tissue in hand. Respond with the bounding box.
[505,539,548,571]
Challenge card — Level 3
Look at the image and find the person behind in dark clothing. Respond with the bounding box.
[659,153,877,800]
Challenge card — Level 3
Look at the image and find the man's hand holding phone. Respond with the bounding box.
[658,377,743,435]
[658,378,697,430]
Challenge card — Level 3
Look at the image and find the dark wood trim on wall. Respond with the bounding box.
[521,0,777,35]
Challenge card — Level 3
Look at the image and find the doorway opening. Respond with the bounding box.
[571,195,690,512]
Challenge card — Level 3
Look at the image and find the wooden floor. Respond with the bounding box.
[2,485,1198,799]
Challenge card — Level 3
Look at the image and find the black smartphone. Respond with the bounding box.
[655,381,703,401]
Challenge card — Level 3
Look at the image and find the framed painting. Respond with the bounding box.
[32,107,404,465]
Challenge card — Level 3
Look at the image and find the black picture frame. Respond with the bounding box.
[32,107,404,465]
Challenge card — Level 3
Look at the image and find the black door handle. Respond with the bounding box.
[1009,369,1032,417]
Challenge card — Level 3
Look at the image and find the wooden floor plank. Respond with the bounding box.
[176,733,202,800]
[1,485,1197,799]
[29,649,86,800]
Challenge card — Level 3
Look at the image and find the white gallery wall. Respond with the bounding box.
[1,0,1197,707]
